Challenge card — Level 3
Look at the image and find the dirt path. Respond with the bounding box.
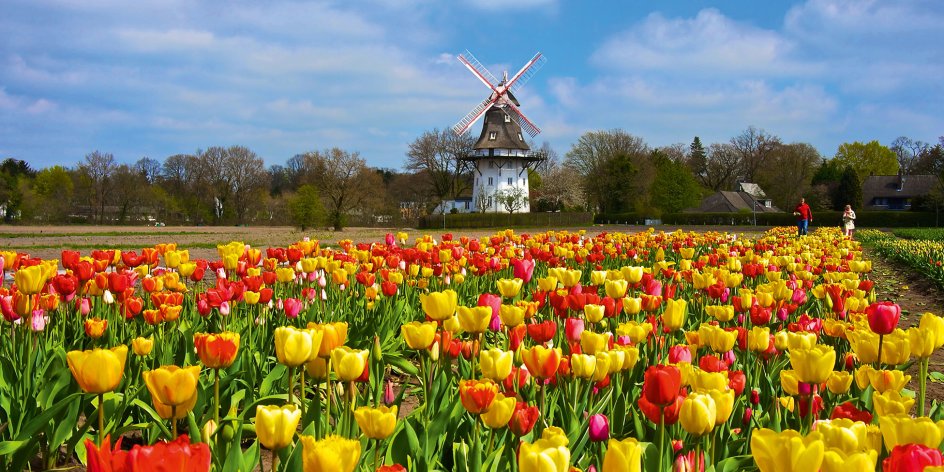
[865,246,944,406]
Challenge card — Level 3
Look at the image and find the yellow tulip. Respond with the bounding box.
[920,312,944,348]
[142,365,201,407]
[909,326,937,358]
[481,393,516,429]
[300,435,361,472]
[661,299,687,332]
[705,305,735,322]
[274,326,318,367]
[879,413,944,450]
[457,305,492,333]
[571,354,596,380]
[825,371,853,395]
[331,346,369,381]
[790,345,836,384]
[497,278,523,298]
[580,331,610,355]
[557,269,582,288]
[622,297,642,316]
[255,404,302,450]
[872,390,915,417]
[786,331,817,350]
[518,428,571,472]
[132,337,153,357]
[616,321,651,344]
[620,266,644,284]
[821,448,877,472]
[480,348,513,381]
[152,390,197,420]
[748,327,770,352]
[613,345,639,370]
[311,322,347,358]
[606,349,626,373]
[879,329,911,366]
[602,437,642,472]
[847,330,879,365]
[780,369,801,396]
[537,276,558,292]
[817,418,873,454]
[499,304,526,327]
[420,290,458,321]
[401,321,437,350]
[66,345,128,394]
[14,264,47,295]
[680,392,716,436]
[584,304,606,324]
[707,388,735,425]
[705,325,738,353]
[243,291,261,305]
[866,369,910,394]
[604,279,628,299]
[854,365,874,390]
[305,357,328,380]
[751,429,824,472]
[354,405,397,439]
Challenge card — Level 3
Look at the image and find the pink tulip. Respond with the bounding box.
[385,233,395,246]
[219,301,231,316]
[866,301,901,335]
[31,310,47,332]
[77,297,91,316]
[284,298,303,318]
[588,414,609,442]
[668,345,692,364]
[564,318,584,343]
[1,296,18,322]
[384,380,396,406]
[510,259,535,284]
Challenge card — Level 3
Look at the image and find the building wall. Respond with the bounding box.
[471,158,531,213]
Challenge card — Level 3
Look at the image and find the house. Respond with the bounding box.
[862,173,938,210]
[689,183,782,213]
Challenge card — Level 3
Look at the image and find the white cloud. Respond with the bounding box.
[462,0,557,11]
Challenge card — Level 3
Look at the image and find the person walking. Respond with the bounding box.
[842,204,856,237]
[794,198,813,236]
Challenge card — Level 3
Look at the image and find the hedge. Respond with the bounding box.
[594,211,944,228]
[418,212,593,229]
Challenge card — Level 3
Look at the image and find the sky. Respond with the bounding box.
[2,0,943,171]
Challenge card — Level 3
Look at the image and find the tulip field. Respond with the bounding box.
[2,226,944,471]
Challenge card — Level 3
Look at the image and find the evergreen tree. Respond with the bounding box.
[835,166,862,210]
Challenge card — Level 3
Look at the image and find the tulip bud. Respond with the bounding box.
[742,407,752,426]
[384,380,395,406]
[102,290,115,305]
[219,301,231,316]
[430,341,440,362]
[588,414,609,442]
[202,419,218,440]
[750,389,760,405]
[373,335,383,362]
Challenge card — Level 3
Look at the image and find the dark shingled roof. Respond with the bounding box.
[862,174,937,199]
[473,106,531,152]
[691,191,782,213]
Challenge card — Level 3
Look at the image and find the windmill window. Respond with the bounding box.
[504,114,511,123]
[488,132,497,140]
[488,177,493,186]
[507,177,513,185]
[518,133,524,141]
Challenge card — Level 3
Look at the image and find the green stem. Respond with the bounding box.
[876,333,884,368]
[214,368,221,424]
[171,405,178,439]
[658,410,665,472]
[920,357,929,417]
[373,439,381,470]
[287,366,295,405]
[97,393,104,446]
[300,368,306,421]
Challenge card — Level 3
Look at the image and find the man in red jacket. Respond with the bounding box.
[794,197,813,236]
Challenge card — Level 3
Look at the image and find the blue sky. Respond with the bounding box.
[2,0,942,170]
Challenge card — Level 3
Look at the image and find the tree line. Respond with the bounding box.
[1,128,942,228]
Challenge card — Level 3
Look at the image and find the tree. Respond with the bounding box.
[809,158,845,210]
[496,186,527,214]
[0,158,36,221]
[890,136,929,175]
[832,140,899,178]
[31,165,74,222]
[404,129,476,211]
[77,151,116,223]
[687,137,707,183]
[301,148,383,230]
[288,184,325,230]
[731,126,782,182]
[836,166,862,210]
[222,146,268,224]
[699,143,741,191]
[755,143,821,210]
[649,151,703,214]
[563,129,651,213]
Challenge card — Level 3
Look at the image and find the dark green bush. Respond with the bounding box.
[418,212,593,229]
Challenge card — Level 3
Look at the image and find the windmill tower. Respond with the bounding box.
[453,51,547,213]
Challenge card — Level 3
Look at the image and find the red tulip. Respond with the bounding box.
[508,402,540,436]
[727,370,746,396]
[883,444,943,472]
[866,301,901,335]
[85,435,128,472]
[638,390,684,425]
[526,320,557,344]
[830,401,873,424]
[125,435,211,472]
[588,413,609,442]
[511,258,535,284]
[667,345,691,364]
[643,365,682,406]
[698,355,728,373]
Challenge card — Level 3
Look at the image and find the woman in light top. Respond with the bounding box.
[842,204,856,237]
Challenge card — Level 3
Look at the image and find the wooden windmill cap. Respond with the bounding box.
[473,106,531,151]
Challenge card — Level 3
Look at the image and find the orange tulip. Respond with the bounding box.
[459,379,498,414]
[194,332,240,369]
[521,345,563,379]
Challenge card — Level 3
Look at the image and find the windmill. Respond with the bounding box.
[452,51,547,213]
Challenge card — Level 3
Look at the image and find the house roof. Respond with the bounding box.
[738,182,767,199]
[690,191,782,213]
[862,174,937,200]
[473,106,531,151]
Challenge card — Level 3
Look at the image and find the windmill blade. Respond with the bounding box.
[506,52,546,93]
[501,101,541,137]
[452,96,496,136]
[457,50,500,92]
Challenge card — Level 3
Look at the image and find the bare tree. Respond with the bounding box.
[496,186,527,214]
[405,129,476,211]
[78,151,116,223]
[223,146,268,224]
[890,136,929,175]
[134,157,163,184]
[563,129,651,213]
[699,143,741,191]
[731,126,782,183]
[756,142,821,209]
[301,148,383,230]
